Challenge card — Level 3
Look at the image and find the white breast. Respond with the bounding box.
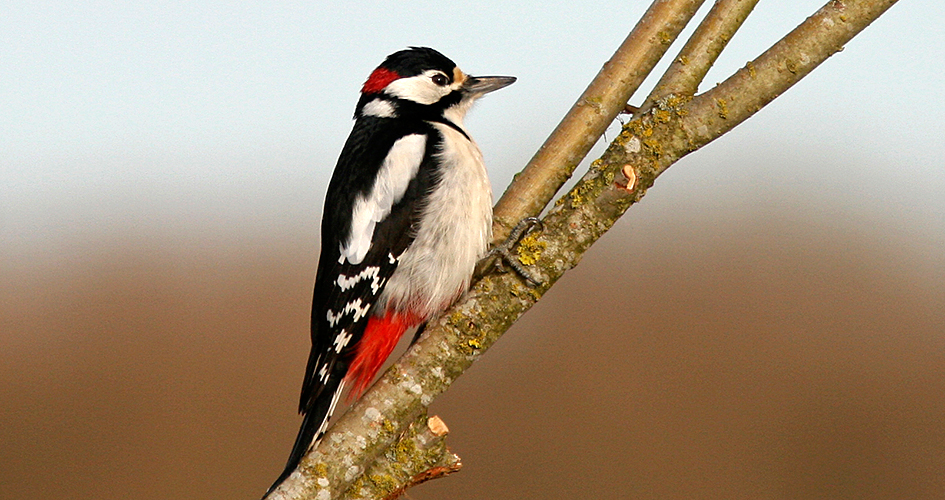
[377,121,493,319]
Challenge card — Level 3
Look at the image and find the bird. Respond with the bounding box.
[264,47,515,497]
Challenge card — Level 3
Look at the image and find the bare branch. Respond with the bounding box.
[273,1,901,499]
[341,415,460,500]
[643,0,761,108]
[683,0,900,150]
[491,0,707,244]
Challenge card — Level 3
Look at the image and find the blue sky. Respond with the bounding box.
[2,0,943,269]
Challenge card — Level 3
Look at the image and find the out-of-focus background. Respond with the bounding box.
[3,2,944,499]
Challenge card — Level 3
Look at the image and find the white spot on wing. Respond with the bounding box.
[336,266,380,291]
[333,330,352,352]
[346,299,371,323]
[326,309,341,327]
[326,298,373,327]
[341,134,426,265]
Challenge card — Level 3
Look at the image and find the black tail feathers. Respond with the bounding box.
[262,375,345,499]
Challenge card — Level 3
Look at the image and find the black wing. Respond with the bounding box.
[266,116,440,496]
[302,116,439,412]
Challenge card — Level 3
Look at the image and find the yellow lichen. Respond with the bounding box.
[716,98,728,119]
[394,436,417,462]
[515,233,546,266]
[653,108,671,124]
[661,94,687,109]
[447,310,464,327]
[569,179,597,208]
[368,473,399,493]
[350,475,367,493]
[746,61,756,78]
[642,138,663,158]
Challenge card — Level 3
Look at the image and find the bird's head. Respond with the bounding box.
[355,47,515,123]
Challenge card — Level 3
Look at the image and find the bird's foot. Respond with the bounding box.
[486,217,544,286]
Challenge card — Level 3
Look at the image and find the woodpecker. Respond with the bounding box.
[265,47,514,497]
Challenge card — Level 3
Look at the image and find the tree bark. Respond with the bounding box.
[266,1,901,498]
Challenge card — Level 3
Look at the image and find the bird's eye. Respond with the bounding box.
[431,73,449,86]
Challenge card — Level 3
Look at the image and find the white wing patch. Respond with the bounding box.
[340,133,426,265]
[346,299,372,322]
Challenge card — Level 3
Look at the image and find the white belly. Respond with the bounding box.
[377,122,493,319]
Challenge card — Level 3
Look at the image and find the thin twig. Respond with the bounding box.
[643,0,761,108]
[680,0,899,158]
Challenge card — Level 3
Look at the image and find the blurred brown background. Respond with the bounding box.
[3,187,943,499]
[3,2,944,499]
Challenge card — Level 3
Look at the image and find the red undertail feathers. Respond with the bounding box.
[345,310,420,398]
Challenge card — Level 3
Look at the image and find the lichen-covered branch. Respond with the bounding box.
[275,1,900,499]
[491,0,706,244]
[341,415,460,500]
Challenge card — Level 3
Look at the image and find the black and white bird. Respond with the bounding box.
[265,47,515,497]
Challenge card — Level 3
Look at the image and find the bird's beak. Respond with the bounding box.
[462,75,516,96]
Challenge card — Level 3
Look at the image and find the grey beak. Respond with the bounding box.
[462,75,516,95]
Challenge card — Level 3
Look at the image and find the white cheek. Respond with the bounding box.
[385,75,450,104]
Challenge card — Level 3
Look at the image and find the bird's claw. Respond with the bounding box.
[488,217,543,286]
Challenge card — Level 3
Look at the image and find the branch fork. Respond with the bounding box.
[275,1,901,498]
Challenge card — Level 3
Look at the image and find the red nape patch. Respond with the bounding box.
[361,67,400,94]
[345,310,421,398]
